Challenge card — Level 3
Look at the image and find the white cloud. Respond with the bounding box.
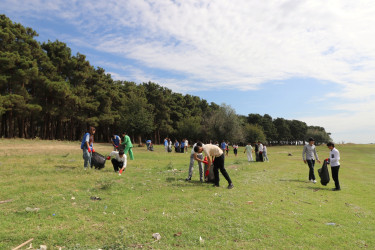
[2,0,375,143]
[4,0,375,91]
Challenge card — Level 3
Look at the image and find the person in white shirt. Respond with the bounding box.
[327,142,341,191]
[184,139,189,153]
[194,144,234,189]
[258,141,264,162]
[233,144,239,156]
[263,145,269,162]
[108,150,127,174]
[302,138,321,183]
[243,142,253,162]
[186,142,204,182]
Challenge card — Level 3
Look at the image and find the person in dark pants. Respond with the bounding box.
[327,142,341,191]
[302,138,321,183]
[108,150,127,174]
[254,142,259,161]
[194,144,234,189]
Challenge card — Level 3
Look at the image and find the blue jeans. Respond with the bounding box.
[83,149,92,168]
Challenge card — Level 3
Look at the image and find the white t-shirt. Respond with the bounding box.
[109,151,127,167]
[203,144,223,157]
[258,143,264,152]
[329,148,340,167]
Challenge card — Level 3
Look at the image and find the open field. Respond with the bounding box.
[0,139,374,249]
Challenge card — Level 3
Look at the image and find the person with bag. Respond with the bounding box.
[81,126,96,170]
[327,142,341,191]
[194,144,234,189]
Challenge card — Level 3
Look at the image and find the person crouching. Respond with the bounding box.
[108,150,127,173]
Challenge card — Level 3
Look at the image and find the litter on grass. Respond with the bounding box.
[152,233,161,241]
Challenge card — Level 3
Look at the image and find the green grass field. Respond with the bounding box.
[0,139,374,249]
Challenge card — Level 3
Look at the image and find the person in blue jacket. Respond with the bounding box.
[81,126,96,170]
[111,134,121,151]
[180,139,185,153]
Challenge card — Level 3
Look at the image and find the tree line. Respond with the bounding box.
[0,15,331,145]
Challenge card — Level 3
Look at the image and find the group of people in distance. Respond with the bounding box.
[162,138,189,153]
[242,141,269,162]
[81,128,341,191]
[302,137,341,191]
[80,126,134,175]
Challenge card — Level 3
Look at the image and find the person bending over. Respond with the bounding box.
[194,144,234,189]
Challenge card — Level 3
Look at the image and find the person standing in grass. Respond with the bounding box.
[263,144,269,162]
[174,140,180,152]
[121,132,134,160]
[258,141,264,162]
[194,144,234,189]
[244,142,253,162]
[254,142,259,161]
[233,143,238,157]
[302,137,321,183]
[220,140,226,154]
[81,126,96,170]
[180,139,185,153]
[186,142,204,182]
[184,138,189,153]
[327,142,341,191]
[168,138,172,153]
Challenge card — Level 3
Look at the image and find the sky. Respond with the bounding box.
[1,0,375,143]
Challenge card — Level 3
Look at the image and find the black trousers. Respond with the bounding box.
[331,166,340,189]
[111,159,124,172]
[306,160,316,180]
[213,154,232,186]
[259,151,263,162]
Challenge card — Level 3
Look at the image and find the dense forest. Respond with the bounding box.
[0,15,331,145]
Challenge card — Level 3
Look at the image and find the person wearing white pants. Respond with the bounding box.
[244,142,253,162]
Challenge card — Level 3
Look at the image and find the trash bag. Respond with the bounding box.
[204,157,215,183]
[91,152,106,169]
[318,159,330,186]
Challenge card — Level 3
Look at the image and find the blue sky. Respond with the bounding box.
[1,0,375,143]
